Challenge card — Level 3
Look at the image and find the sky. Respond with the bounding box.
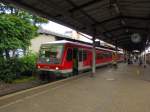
[41,21,93,43]
[41,21,73,34]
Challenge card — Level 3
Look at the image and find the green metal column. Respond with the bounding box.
[115,40,118,55]
[92,33,96,76]
[144,48,147,68]
[115,40,118,66]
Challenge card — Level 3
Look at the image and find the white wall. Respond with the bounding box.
[29,34,56,53]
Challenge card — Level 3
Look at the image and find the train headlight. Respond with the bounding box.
[38,66,40,69]
[55,67,59,70]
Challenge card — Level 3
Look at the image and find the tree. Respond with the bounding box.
[0,3,49,82]
[0,14,38,59]
[0,3,48,26]
[32,15,48,26]
[0,3,48,58]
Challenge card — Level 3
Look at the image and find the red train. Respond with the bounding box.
[36,40,123,79]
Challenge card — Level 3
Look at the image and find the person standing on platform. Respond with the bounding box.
[112,52,117,68]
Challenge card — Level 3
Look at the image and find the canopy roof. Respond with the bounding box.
[2,0,150,51]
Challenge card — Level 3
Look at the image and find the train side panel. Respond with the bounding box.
[37,41,123,79]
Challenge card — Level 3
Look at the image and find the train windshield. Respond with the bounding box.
[39,44,64,64]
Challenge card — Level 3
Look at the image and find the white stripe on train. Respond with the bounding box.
[38,61,114,73]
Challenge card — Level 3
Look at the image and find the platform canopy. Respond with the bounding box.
[2,0,150,51]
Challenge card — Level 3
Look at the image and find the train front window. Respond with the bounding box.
[39,44,64,64]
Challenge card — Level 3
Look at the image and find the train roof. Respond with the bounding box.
[43,40,73,44]
[42,40,121,53]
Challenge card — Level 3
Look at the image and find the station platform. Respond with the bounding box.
[0,63,150,112]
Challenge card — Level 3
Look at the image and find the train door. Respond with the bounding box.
[78,49,83,72]
[73,48,78,75]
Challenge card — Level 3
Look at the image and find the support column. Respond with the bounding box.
[124,49,127,63]
[92,32,96,76]
[115,40,118,66]
[144,48,147,68]
[115,40,118,55]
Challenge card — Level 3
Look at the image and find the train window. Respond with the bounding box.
[103,52,111,58]
[104,53,109,58]
[96,53,104,59]
[79,50,83,62]
[66,48,72,61]
[108,52,112,58]
[100,54,103,59]
[96,53,98,59]
[96,54,98,59]
[102,53,107,58]
[83,51,87,61]
[39,44,64,64]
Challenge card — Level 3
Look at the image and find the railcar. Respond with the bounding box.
[36,40,123,79]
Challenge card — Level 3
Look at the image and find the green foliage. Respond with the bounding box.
[19,53,37,73]
[32,15,48,26]
[0,3,48,26]
[0,58,17,83]
[0,3,48,58]
[0,3,48,83]
[0,14,37,51]
[0,53,37,83]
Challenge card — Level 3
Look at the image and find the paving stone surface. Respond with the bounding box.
[0,63,150,112]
